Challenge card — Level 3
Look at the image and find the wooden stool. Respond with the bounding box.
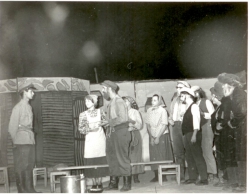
[33,167,47,187]
[50,171,70,193]
[0,167,9,193]
[158,164,180,186]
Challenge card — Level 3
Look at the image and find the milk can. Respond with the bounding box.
[60,174,86,193]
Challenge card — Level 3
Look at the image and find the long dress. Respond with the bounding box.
[128,108,144,175]
[78,108,109,178]
[146,106,173,170]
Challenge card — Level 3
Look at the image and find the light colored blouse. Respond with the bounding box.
[128,108,143,131]
[145,106,168,137]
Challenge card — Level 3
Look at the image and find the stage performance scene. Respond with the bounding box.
[0,1,247,193]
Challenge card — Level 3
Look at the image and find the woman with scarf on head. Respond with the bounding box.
[78,95,109,193]
[145,94,173,182]
[210,81,237,188]
[122,96,144,184]
[191,85,217,184]
[217,73,247,192]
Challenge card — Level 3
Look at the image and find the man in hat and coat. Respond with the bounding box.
[101,80,132,191]
[8,82,40,193]
[217,73,247,192]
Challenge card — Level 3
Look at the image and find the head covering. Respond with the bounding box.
[217,73,242,87]
[191,85,201,92]
[180,87,195,97]
[86,94,98,106]
[210,81,224,100]
[152,93,165,107]
[101,80,118,91]
[18,83,37,93]
[123,96,139,110]
[177,81,191,88]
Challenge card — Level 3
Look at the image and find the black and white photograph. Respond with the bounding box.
[0,1,247,193]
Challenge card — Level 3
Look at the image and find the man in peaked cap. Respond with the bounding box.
[101,80,132,191]
[8,82,41,193]
[168,80,191,182]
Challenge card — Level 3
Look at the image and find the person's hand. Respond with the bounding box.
[129,119,136,125]
[154,137,160,145]
[169,119,174,126]
[100,120,109,127]
[200,111,205,117]
[228,121,236,129]
[150,137,155,146]
[216,122,223,130]
[191,134,196,143]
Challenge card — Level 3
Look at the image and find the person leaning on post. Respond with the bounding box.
[8,83,41,193]
[100,80,133,192]
[168,81,191,182]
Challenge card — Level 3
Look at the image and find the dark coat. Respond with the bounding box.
[230,87,247,161]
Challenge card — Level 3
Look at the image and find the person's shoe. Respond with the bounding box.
[180,179,186,184]
[133,174,140,183]
[232,185,246,193]
[120,176,131,192]
[24,170,42,193]
[222,183,239,191]
[182,179,196,184]
[97,184,103,190]
[195,179,208,186]
[150,177,158,182]
[104,176,119,191]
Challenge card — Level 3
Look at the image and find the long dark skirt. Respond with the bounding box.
[149,133,174,170]
[84,156,109,178]
[130,131,144,174]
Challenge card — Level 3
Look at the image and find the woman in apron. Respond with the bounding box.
[122,96,144,183]
[79,95,109,192]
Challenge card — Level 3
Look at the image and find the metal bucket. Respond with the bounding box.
[60,175,81,193]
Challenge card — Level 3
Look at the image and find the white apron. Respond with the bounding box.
[84,109,106,158]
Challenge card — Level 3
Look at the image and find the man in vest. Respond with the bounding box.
[101,80,132,191]
[180,87,208,186]
[169,81,191,182]
[8,82,40,193]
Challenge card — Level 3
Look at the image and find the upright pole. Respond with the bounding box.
[94,68,99,83]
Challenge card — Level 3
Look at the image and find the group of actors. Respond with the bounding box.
[8,72,246,193]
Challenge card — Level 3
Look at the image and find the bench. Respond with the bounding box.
[56,160,174,171]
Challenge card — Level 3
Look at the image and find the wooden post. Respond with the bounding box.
[94,68,99,83]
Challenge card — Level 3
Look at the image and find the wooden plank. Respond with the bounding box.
[57,161,174,171]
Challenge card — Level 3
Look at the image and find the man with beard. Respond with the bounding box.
[217,73,247,192]
[101,80,132,191]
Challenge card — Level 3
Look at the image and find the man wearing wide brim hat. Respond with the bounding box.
[217,73,247,192]
[100,80,132,191]
[179,87,208,186]
[168,80,191,182]
[8,82,41,193]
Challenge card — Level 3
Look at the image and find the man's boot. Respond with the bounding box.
[150,170,158,182]
[15,171,27,193]
[104,176,119,190]
[133,174,140,183]
[120,176,132,191]
[24,170,41,193]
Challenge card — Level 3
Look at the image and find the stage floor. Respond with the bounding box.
[0,170,232,193]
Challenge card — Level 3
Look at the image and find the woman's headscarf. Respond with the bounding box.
[152,93,165,108]
[122,96,139,110]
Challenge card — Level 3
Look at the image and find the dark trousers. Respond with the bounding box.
[183,132,207,181]
[13,144,35,173]
[106,127,132,176]
[171,121,185,179]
